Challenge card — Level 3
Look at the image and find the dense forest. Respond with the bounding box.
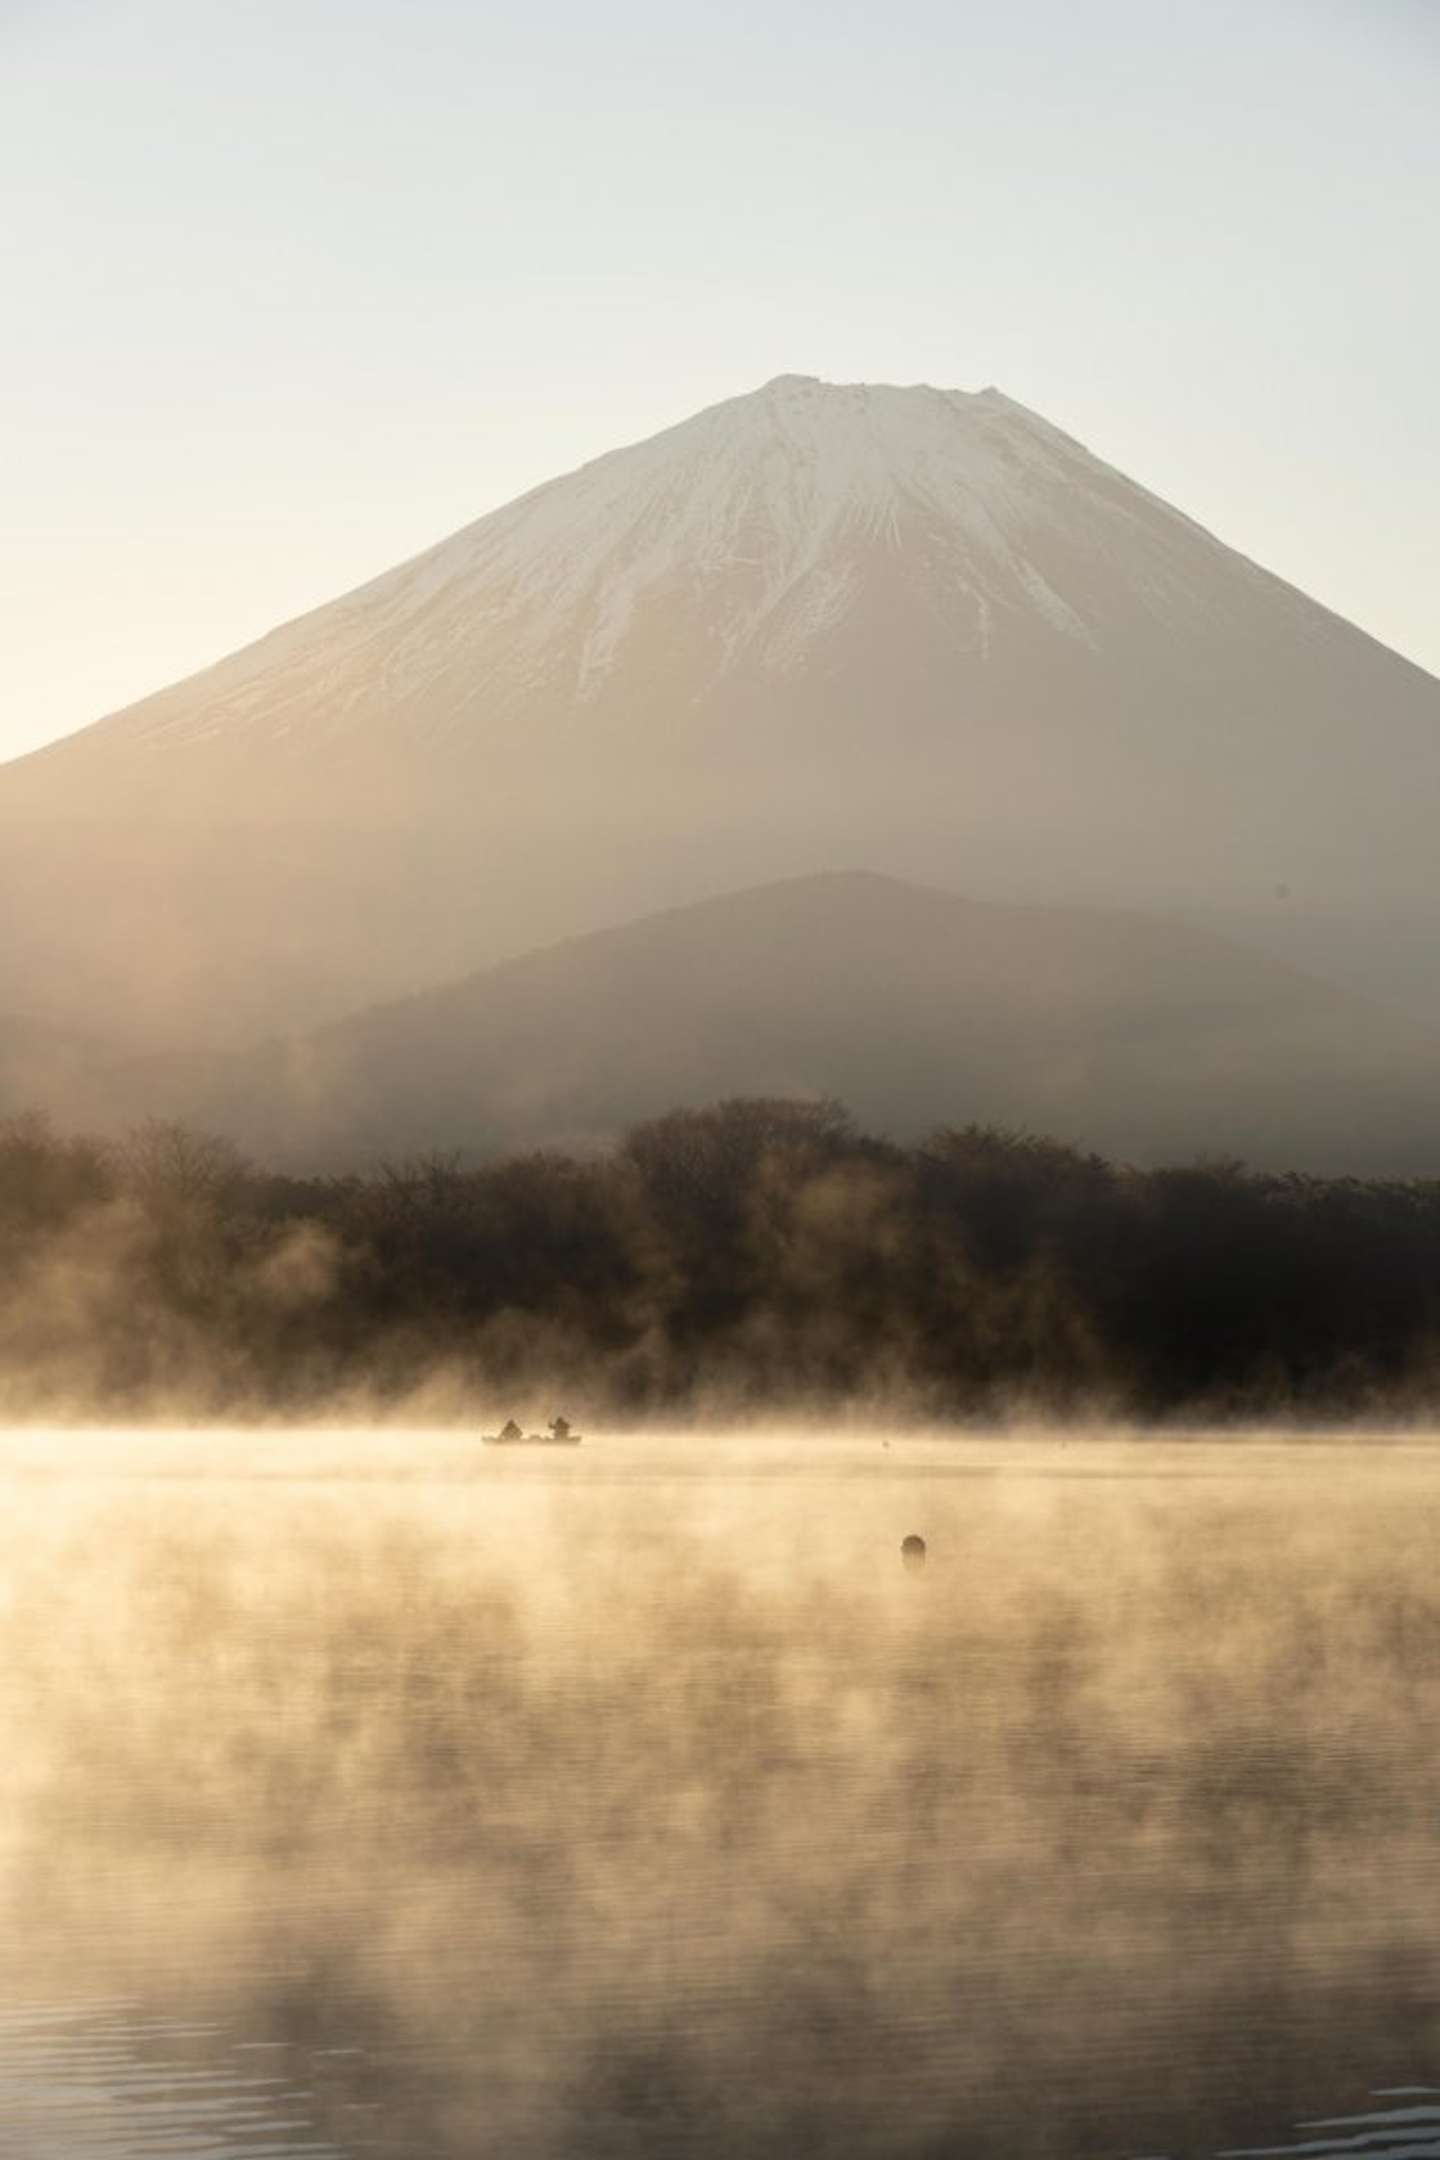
[4,1098,1440,1423]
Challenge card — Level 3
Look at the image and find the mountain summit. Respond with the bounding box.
[2,375,1438,1045]
[7,373,1414,798]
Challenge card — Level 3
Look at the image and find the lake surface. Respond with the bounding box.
[4,1428,1440,2158]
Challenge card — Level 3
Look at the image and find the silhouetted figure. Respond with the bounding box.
[901,1534,927,1574]
[498,1418,523,1442]
[549,1416,572,1441]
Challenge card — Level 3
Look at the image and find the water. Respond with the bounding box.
[4,1428,1440,2158]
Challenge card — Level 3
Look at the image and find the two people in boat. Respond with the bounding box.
[495,1415,574,1442]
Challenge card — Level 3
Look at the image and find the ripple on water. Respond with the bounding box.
[1219,2091,1440,2156]
[0,2002,347,2158]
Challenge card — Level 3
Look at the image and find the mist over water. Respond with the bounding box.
[5,1429,1440,2158]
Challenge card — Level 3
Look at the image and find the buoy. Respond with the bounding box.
[901,1534,927,1574]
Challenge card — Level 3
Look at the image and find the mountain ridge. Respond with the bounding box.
[121,871,1440,1176]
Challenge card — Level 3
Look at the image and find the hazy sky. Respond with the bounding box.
[3,0,1436,762]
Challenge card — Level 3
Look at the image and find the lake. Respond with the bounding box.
[3,1428,1440,2158]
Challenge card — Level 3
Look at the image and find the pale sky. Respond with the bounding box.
[3,0,1436,763]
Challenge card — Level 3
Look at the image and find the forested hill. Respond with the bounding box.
[97,872,1440,1178]
[4,1099,1440,1424]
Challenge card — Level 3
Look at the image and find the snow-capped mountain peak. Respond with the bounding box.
[413,370,1110,684]
[28,373,1279,772]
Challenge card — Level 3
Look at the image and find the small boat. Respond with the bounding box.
[482,1417,582,1447]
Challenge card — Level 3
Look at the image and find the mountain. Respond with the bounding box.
[2,375,1437,1049]
[150,874,1440,1175]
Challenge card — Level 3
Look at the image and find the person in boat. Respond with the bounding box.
[549,1416,572,1441]
[498,1417,524,1442]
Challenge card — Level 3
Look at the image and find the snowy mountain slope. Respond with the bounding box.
[0,376,1365,784]
[1,374,1437,1047]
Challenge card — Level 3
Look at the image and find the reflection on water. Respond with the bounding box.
[3,1430,1440,2158]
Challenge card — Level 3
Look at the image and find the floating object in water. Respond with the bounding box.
[901,1534,927,1573]
[482,1416,583,1447]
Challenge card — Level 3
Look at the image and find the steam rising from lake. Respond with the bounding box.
[4,1429,1440,2157]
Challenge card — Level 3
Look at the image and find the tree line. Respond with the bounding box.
[3,1098,1439,1422]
